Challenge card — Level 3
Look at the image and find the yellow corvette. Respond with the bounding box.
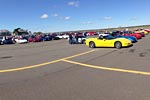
[135,30,148,35]
[140,30,148,35]
[85,35,132,49]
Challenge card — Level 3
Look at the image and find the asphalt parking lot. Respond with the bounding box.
[0,35,150,100]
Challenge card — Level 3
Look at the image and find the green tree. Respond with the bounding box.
[13,28,21,35]
[13,28,29,36]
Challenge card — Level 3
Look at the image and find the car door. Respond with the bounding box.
[103,39,113,47]
[97,35,114,47]
[96,38,106,47]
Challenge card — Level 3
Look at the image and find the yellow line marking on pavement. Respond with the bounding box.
[62,59,150,76]
[0,49,97,73]
[62,49,97,60]
[0,60,60,73]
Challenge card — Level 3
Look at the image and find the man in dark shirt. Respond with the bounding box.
[68,33,73,44]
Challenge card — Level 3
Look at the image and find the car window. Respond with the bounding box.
[104,35,115,40]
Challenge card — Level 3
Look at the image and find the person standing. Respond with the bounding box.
[68,33,73,44]
[83,32,87,38]
[75,33,79,44]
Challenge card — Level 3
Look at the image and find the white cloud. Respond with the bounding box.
[52,13,71,20]
[130,17,137,20]
[64,16,71,20]
[68,1,79,7]
[40,14,48,19]
[52,13,59,17]
[82,21,94,24]
[103,17,112,20]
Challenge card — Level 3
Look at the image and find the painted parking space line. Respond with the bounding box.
[62,59,150,76]
[0,59,61,73]
[0,49,97,73]
[62,49,97,60]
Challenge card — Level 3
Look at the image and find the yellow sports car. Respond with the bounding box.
[140,30,148,35]
[134,30,148,35]
[85,35,132,49]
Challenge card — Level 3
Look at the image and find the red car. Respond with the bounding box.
[87,32,97,36]
[122,31,142,39]
[144,29,150,33]
[77,32,83,37]
[28,35,41,42]
[134,31,145,37]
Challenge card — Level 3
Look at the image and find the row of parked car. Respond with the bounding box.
[85,29,150,49]
[0,34,61,45]
[1,28,150,47]
[0,32,88,45]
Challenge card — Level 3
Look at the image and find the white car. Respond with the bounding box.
[78,36,86,44]
[15,38,28,44]
[98,32,109,37]
[56,34,69,39]
[67,36,86,44]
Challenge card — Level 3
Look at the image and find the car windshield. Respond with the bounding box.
[104,35,116,39]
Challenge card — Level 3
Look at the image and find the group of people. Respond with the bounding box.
[68,33,79,44]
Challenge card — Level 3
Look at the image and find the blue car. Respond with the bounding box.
[115,35,137,43]
[42,35,52,41]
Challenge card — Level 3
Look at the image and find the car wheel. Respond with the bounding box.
[89,42,95,48]
[0,41,4,45]
[82,40,85,44]
[115,41,122,49]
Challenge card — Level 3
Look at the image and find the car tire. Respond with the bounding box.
[89,41,95,48]
[0,41,4,45]
[115,41,122,49]
[82,40,85,44]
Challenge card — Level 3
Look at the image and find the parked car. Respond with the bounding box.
[41,35,52,41]
[0,36,14,45]
[134,29,148,35]
[78,36,86,44]
[87,32,97,36]
[115,35,137,43]
[111,32,137,43]
[56,34,69,39]
[28,35,42,42]
[134,31,145,37]
[98,32,110,37]
[144,29,150,33]
[85,35,132,49]
[14,38,28,44]
[51,33,61,40]
[122,31,142,39]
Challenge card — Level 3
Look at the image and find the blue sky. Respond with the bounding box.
[0,0,150,32]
